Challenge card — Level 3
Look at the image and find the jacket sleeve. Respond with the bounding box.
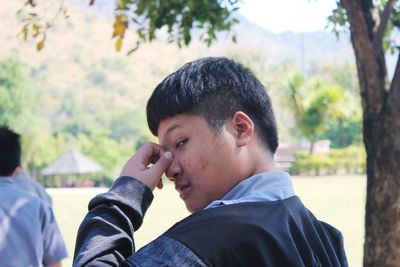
[73,176,207,267]
[72,176,154,267]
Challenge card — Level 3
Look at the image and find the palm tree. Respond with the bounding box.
[285,73,344,154]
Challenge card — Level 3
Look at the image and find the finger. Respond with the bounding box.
[136,142,164,168]
[120,143,162,177]
[148,151,173,178]
[150,154,161,165]
[156,178,163,189]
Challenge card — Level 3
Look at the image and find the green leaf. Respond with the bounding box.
[32,24,40,37]
[115,36,123,51]
[22,25,29,41]
[36,38,45,51]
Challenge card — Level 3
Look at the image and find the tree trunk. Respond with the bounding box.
[363,92,400,267]
[309,140,315,155]
[341,0,400,266]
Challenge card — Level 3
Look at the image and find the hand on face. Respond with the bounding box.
[120,142,173,191]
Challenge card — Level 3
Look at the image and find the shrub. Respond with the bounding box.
[290,145,365,175]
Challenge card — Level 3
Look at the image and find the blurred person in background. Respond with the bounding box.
[0,125,68,267]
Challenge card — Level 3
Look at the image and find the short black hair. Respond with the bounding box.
[0,126,21,176]
[146,57,278,154]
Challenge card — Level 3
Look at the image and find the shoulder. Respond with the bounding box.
[167,199,291,234]
[0,180,42,207]
[163,200,293,266]
[13,172,52,205]
[162,198,345,267]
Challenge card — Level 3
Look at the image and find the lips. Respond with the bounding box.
[175,183,191,199]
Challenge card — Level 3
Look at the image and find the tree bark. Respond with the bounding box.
[341,0,400,267]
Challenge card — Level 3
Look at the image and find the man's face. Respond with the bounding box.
[158,114,241,213]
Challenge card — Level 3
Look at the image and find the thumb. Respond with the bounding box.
[148,151,173,178]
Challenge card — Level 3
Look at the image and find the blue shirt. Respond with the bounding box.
[206,170,295,209]
[0,178,68,267]
[13,172,53,207]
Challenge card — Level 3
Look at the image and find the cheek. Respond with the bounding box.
[199,155,209,171]
[182,158,191,169]
[181,151,210,173]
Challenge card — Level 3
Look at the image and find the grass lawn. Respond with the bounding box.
[49,175,365,267]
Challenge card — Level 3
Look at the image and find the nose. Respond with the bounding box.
[165,159,181,182]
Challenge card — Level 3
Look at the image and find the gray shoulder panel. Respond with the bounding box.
[126,236,207,267]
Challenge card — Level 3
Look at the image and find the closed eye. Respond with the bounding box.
[176,138,188,149]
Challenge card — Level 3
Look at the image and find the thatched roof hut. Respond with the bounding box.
[41,149,103,187]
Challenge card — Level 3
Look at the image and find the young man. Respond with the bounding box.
[0,126,68,267]
[74,57,348,266]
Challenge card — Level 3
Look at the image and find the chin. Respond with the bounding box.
[186,204,197,214]
[185,202,203,214]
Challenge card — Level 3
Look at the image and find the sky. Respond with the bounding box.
[238,0,338,33]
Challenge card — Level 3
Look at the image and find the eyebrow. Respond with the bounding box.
[165,124,183,136]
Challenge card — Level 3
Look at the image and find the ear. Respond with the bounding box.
[230,111,254,147]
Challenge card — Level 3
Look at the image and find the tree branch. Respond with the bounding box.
[387,51,400,116]
[392,52,400,89]
[373,0,396,54]
[341,0,387,115]
[27,0,36,7]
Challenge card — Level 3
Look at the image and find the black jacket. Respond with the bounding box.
[165,196,348,267]
[74,177,348,267]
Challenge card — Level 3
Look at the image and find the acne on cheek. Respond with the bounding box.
[199,156,209,171]
[182,159,191,168]
[183,157,208,171]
